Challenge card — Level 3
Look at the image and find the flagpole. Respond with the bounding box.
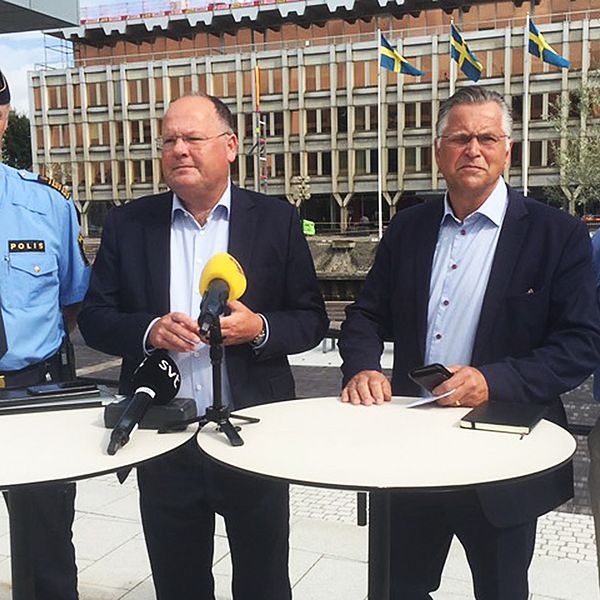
[449,19,456,96]
[377,29,384,240]
[523,13,531,196]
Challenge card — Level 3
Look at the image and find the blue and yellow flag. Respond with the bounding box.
[528,18,570,69]
[450,24,483,82]
[379,33,425,77]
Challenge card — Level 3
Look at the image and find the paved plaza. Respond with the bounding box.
[0,336,597,599]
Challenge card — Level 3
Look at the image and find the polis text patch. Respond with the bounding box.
[8,240,45,253]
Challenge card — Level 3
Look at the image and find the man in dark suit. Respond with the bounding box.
[78,94,328,600]
[339,86,600,599]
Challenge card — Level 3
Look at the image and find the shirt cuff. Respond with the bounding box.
[251,313,269,350]
[143,317,161,355]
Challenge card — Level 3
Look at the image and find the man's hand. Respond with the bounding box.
[218,301,263,346]
[433,365,489,408]
[340,370,392,406]
[148,312,200,353]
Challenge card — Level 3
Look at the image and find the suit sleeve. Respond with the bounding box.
[480,220,600,405]
[255,208,329,360]
[78,208,158,361]
[338,224,395,386]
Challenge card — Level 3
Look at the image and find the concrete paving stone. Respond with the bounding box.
[90,492,142,522]
[77,583,129,600]
[212,535,233,575]
[289,548,323,587]
[291,556,367,600]
[529,554,600,599]
[290,517,367,562]
[78,536,151,591]
[73,513,143,562]
[75,478,139,515]
[0,557,9,600]
[118,576,155,600]
[214,572,234,600]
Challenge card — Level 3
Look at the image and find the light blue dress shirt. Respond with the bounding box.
[0,163,90,371]
[424,177,508,370]
[168,188,234,415]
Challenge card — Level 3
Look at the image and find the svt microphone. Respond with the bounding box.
[198,252,247,336]
[107,351,181,455]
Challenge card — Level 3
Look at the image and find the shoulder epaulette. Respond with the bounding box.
[37,175,71,200]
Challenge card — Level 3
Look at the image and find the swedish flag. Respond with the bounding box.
[450,24,483,82]
[379,33,425,77]
[528,18,570,69]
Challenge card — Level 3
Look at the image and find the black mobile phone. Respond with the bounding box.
[408,363,453,392]
[27,382,99,396]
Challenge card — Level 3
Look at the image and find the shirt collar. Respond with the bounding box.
[442,177,508,227]
[171,181,231,224]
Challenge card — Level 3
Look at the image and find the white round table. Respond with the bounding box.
[0,405,195,487]
[0,401,195,600]
[196,396,576,599]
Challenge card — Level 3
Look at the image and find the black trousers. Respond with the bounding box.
[2,358,78,600]
[389,489,537,600]
[4,484,77,600]
[137,440,291,600]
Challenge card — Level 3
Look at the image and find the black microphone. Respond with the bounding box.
[198,279,230,336]
[107,351,181,455]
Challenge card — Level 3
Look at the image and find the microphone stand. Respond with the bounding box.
[159,316,259,446]
[201,318,260,446]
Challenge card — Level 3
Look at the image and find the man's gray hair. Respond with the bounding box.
[436,86,513,140]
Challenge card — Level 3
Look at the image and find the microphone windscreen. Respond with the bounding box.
[199,253,247,301]
[131,350,181,404]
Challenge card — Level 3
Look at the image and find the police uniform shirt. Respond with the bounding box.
[0,162,90,371]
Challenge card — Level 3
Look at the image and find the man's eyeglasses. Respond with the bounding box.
[439,133,510,147]
[158,131,231,150]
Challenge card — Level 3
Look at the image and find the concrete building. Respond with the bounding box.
[0,0,79,33]
[28,0,600,234]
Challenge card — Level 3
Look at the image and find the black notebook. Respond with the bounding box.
[459,402,548,435]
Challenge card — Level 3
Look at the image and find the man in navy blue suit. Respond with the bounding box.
[339,86,600,599]
[78,94,328,600]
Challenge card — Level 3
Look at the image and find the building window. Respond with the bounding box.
[421,102,432,127]
[273,112,284,136]
[530,141,543,167]
[405,147,416,172]
[405,103,416,128]
[388,104,397,130]
[306,110,317,134]
[337,107,348,133]
[355,106,366,131]
[322,151,332,175]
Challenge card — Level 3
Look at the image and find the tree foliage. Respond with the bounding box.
[544,77,600,215]
[2,111,32,170]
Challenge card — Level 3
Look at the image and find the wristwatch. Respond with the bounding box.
[250,317,267,348]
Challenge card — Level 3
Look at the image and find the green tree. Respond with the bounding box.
[545,77,600,215]
[2,111,32,170]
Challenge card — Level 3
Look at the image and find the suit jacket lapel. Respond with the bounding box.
[228,186,258,274]
[415,199,445,359]
[143,192,172,313]
[472,188,529,363]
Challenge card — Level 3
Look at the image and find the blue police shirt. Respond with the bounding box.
[0,162,90,371]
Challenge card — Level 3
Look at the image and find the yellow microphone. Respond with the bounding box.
[198,253,247,335]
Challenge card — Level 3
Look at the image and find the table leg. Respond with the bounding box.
[6,490,36,600]
[368,490,391,600]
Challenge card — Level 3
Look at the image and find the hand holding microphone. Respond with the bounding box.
[107,350,181,455]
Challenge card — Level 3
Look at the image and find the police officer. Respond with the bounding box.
[0,68,90,599]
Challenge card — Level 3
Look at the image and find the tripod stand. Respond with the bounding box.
[199,318,259,446]
[160,317,259,446]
